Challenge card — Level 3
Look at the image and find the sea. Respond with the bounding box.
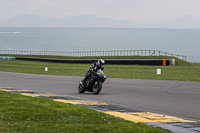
[0,27,200,62]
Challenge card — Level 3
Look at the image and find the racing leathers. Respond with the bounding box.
[82,62,104,86]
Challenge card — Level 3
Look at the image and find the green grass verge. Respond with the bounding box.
[0,91,168,133]
[0,56,200,81]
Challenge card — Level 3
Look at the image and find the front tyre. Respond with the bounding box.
[92,81,102,95]
[78,83,85,93]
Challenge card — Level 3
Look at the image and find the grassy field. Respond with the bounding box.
[0,91,168,133]
[0,55,200,82]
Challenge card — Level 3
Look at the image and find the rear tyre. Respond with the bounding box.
[92,81,102,95]
[78,83,85,93]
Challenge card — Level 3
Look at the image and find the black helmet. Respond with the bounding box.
[97,59,105,67]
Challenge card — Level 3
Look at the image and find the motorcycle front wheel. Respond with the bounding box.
[92,81,102,95]
[78,82,85,93]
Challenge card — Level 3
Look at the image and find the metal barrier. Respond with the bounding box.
[16,57,175,66]
[0,50,186,60]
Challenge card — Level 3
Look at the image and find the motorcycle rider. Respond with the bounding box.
[81,59,105,87]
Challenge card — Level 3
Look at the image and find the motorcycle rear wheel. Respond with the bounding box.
[92,81,102,95]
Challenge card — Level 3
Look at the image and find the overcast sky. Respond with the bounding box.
[1,0,200,23]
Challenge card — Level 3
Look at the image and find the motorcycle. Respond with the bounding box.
[78,69,107,95]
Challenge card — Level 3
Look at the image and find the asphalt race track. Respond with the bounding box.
[1,71,200,122]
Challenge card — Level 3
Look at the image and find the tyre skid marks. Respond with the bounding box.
[105,111,196,123]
